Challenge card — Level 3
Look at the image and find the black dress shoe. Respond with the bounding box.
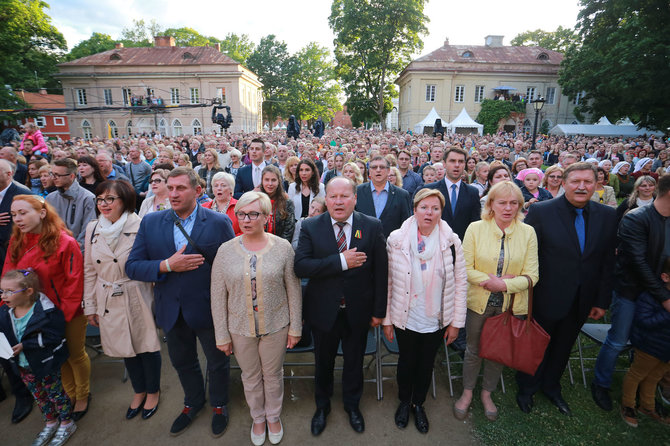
[11,395,33,423]
[170,405,202,436]
[126,396,146,420]
[72,394,92,421]
[211,406,229,438]
[142,400,159,420]
[346,408,365,433]
[591,382,612,411]
[394,402,410,429]
[413,405,429,434]
[547,394,572,416]
[311,406,330,436]
[516,393,533,414]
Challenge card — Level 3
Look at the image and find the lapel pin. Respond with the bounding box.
[354,230,362,239]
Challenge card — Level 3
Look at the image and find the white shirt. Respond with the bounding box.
[251,161,267,187]
[331,214,353,271]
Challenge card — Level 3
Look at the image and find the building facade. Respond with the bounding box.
[16,89,71,140]
[56,36,263,139]
[396,36,587,134]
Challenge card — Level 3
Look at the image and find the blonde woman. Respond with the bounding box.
[342,162,364,185]
[388,166,404,188]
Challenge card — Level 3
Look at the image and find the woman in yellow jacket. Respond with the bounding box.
[453,181,539,422]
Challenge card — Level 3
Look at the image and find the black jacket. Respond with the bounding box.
[615,204,670,304]
[630,291,670,362]
[0,294,68,380]
[355,182,412,238]
[421,180,481,242]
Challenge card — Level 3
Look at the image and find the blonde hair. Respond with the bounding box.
[542,164,564,188]
[413,188,445,210]
[235,191,272,215]
[283,156,300,183]
[342,162,363,185]
[389,166,403,187]
[482,181,524,222]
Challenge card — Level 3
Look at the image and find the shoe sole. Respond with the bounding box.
[620,410,638,428]
[170,411,200,437]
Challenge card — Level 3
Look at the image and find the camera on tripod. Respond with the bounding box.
[212,101,233,132]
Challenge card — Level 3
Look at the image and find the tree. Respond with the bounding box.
[246,35,291,127]
[0,0,67,93]
[329,0,429,129]
[475,99,526,135]
[120,19,162,46]
[559,0,670,130]
[66,32,116,61]
[162,27,210,47]
[284,43,342,124]
[510,26,580,53]
[212,33,255,65]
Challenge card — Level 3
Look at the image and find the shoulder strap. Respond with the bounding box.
[90,221,99,244]
[171,211,213,265]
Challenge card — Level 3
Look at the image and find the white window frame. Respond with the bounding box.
[75,88,87,106]
[192,119,202,135]
[108,120,119,138]
[454,85,464,103]
[103,88,113,106]
[126,120,133,136]
[170,88,180,105]
[34,116,46,128]
[574,92,583,105]
[216,87,226,104]
[545,87,556,105]
[123,88,132,106]
[158,119,167,136]
[190,87,200,104]
[172,119,183,136]
[81,120,92,139]
[425,85,436,102]
[474,85,485,103]
[526,87,536,101]
[53,117,65,126]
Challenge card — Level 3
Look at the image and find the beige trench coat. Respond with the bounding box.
[83,213,160,358]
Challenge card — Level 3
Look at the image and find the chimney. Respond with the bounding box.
[215,43,221,52]
[39,88,47,95]
[444,37,449,46]
[154,36,176,47]
[115,43,124,49]
[485,35,504,47]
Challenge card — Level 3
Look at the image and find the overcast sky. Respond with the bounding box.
[49,0,582,57]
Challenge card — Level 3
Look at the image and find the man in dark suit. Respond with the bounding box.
[355,156,412,238]
[295,177,388,436]
[126,167,235,437]
[233,138,268,198]
[0,158,34,424]
[516,163,617,416]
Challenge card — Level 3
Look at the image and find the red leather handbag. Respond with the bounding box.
[478,275,550,376]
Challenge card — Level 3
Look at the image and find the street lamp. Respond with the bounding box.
[530,97,545,151]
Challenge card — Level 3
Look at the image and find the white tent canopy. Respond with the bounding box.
[447,108,484,136]
[413,107,445,134]
[595,116,613,125]
[549,123,663,137]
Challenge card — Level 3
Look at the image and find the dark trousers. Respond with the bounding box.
[166,311,230,408]
[312,309,368,411]
[124,351,162,394]
[516,298,588,398]
[0,358,31,398]
[395,326,445,406]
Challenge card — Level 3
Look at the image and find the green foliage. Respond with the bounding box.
[247,35,291,126]
[540,120,551,134]
[162,27,210,47]
[510,26,581,53]
[0,86,33,122]
[211,33,255,65]
[330,0,429,128]
[476,100,526,135]
[66,32,116,61]
[120,19,162,46]
[559,0,670,130]
[0,0,67,93]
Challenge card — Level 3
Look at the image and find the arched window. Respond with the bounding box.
[126,120,133,136]
[192,119,202,135]
[81,120,92,140]
[158,119,167,136]
[537,52,549,60]
[183,52,195,60]
[172,119,183,137]
[110,53,121,61]
[522,119,532,134]
[108,120,119,138]
[461,51,473,58]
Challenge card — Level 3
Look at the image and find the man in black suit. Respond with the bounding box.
[355,156,412,238]
[295,177,387,436]
[233,138,268,199]
[516,163,617,416]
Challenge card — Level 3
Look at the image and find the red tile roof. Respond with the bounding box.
[15,91,66,109]
[58,45,238,67]
[416,44,563,65]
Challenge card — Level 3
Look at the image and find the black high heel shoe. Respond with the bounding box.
[142,393,160,420]
[126,395,146,420]
[72,394,92,421]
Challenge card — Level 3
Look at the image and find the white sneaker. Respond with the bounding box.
[268,419,284,444]
[48,422,77,446]
[251,423,266,446]
[31,424,58,446]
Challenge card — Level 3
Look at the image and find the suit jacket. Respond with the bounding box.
[355,182,411,238]
[422,180,481,242]
[294,211,388,332]
[125,206,235,332]
[233,162,267,199]
[14,163,27,185]
[525,195,617,321]
[0,182,32,263]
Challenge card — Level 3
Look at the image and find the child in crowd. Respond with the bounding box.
[422,165,436,184]
[620,258,670,427]
[517,168,552,212]
[0,269,75,445]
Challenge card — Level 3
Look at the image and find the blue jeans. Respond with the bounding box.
[593,292,636,388]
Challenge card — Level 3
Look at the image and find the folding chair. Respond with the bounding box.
[571,323,632,388]
[442,340,505,397]
[85,325,128,382]
[284,332,316,380]
[378,331,436,400]
[336,326,382,400]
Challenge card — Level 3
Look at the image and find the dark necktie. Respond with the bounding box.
[451,184,458,215]
[575,208,585,253]
[336,222,347,253]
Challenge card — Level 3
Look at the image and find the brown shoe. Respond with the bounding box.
[639,407,670,425]
[621,406,638,428]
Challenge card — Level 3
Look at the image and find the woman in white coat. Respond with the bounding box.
[383,188,467,434]
[83,179,162,421]
[287,159,324,221]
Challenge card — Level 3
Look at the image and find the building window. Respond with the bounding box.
[34,117,46,127]
[526,87,536,101]
[545,87,556,105]
[192,119,202,135]
[54,117,65,126]
[103,89,113,106]
[172,119,183,136]
[146,88,155,97]
[425,85,436,102]
[474,86,485,103]
[108,120,119,138]
[454,85,464,103]
[158,119,167,136]
[216,87,226,104]
[461,51,473,58]
[126,120,133,136]
[81,120,92,139]
[523,119,532,134]
[574,92,583,105]
[190,88,200,104]
[75,89,87,106]
[170,88,180,105]
[537,52,549,60]
[123,88,132,106]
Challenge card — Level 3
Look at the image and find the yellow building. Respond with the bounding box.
[56,36,263,139]
[396,36,586,134]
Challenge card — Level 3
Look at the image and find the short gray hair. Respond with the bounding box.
[235,191,272,215]
[211,171,235,190]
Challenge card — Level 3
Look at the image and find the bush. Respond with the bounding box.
[476,99,526,134]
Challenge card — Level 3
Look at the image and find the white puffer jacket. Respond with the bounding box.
[383,216,468,330]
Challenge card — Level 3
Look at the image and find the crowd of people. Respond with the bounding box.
[0,122,669,445]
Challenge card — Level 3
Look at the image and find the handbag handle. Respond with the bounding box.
[505,274,534,329]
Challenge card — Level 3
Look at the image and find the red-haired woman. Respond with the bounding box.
[3,195,90,421]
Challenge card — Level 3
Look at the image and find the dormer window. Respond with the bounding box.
[183,52,195,60]
[109,53,121,61]
[462,51,473,58]
[537,52,549,60]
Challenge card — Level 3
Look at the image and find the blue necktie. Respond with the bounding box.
[450,184,458,215]
[575,208,585,253]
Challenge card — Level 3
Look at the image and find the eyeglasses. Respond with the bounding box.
[95,196,119,206]
[150,179,164,184]
[235,211,262,221]
[50,172,71,178]
[0,288,27,296]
